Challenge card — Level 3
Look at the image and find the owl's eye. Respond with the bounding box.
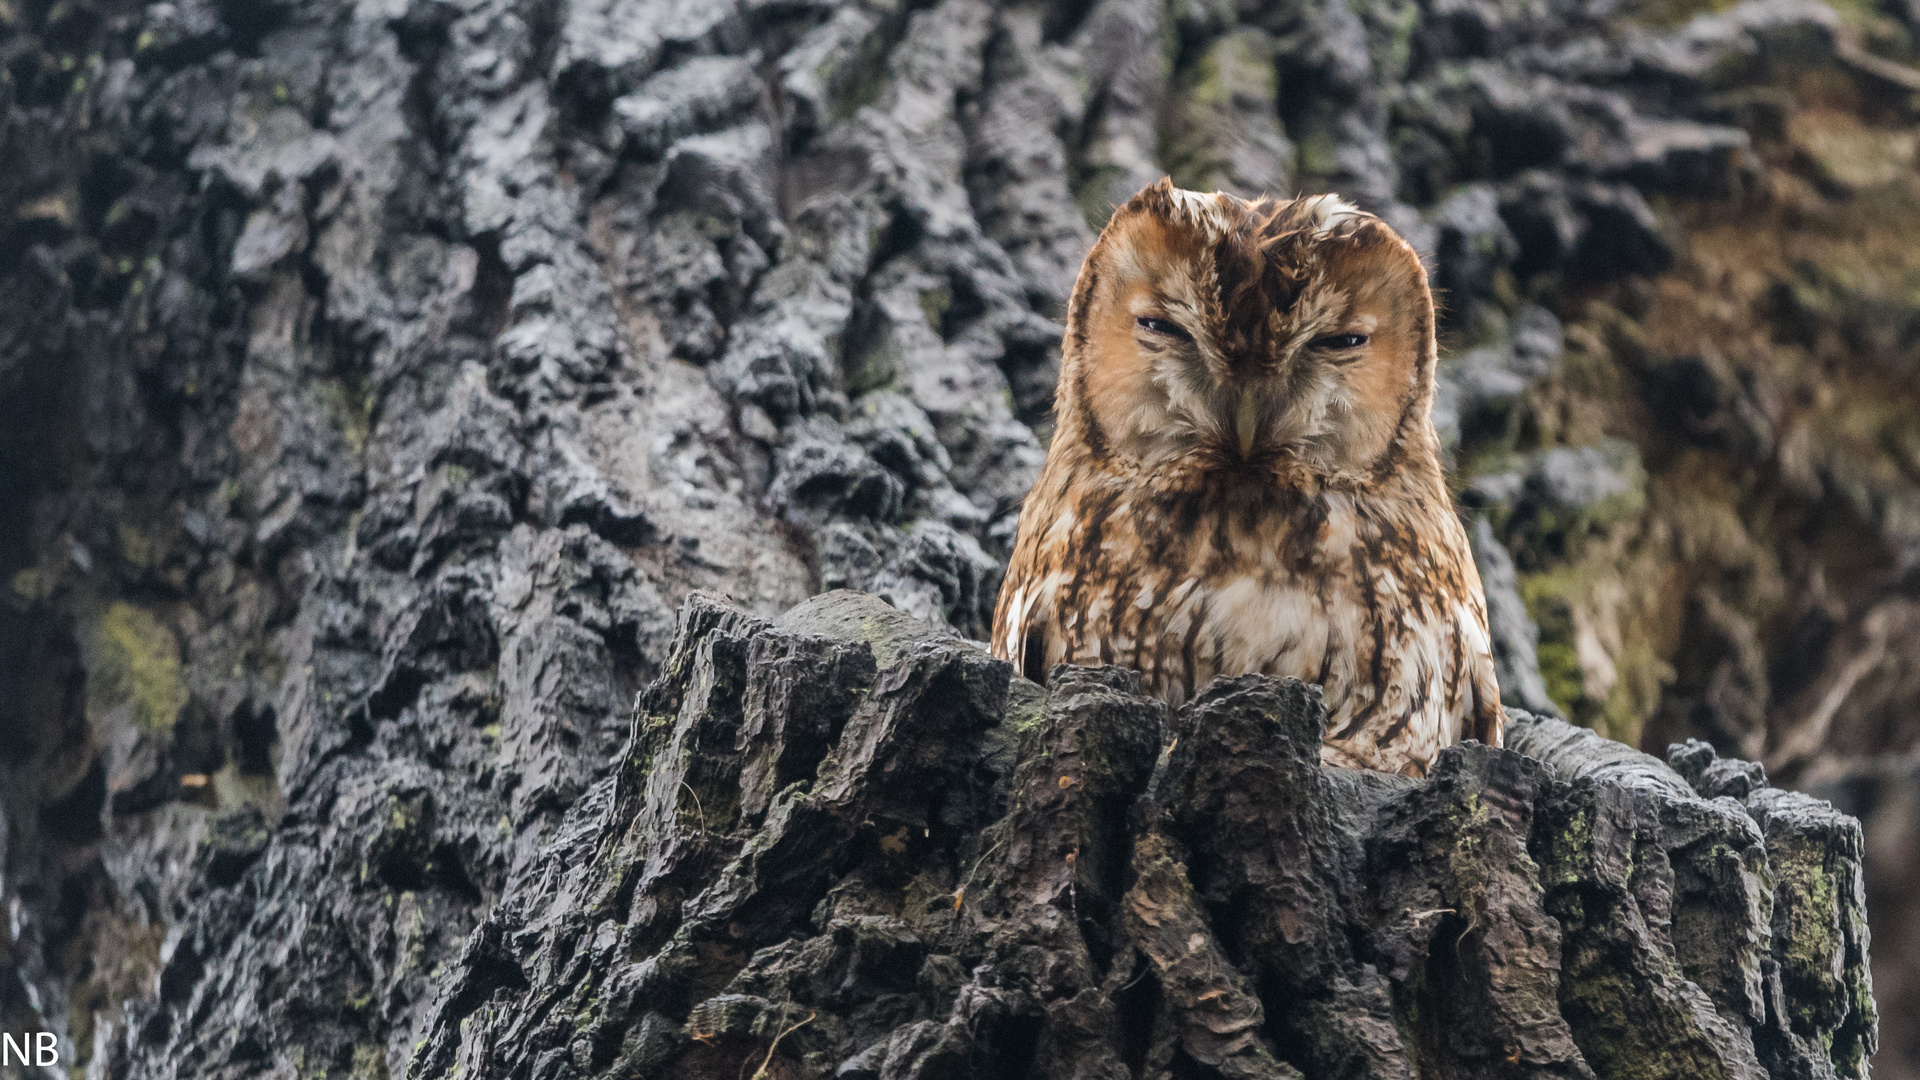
[1136,316,1192,340]
[1312,332,1370,351]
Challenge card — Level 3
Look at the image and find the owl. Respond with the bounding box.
[991,179,1503,776]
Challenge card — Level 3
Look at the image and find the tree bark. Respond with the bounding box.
[403,590,1874,1080]
[0,0,1901,1076]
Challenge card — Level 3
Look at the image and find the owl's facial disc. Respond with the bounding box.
[1121,283,1385,466]
[1070,184,1435,476]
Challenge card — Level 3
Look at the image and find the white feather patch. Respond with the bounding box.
[1163,188,1231,242]
[1298,193,1366,235]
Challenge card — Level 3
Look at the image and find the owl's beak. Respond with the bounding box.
[1235,391,1259,459]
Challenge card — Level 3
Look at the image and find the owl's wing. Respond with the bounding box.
[1468,675,1506,747]
[992,574,1050,686]
[1459,598,1505,747]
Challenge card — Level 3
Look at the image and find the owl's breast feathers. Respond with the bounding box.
[993,449,1504,777]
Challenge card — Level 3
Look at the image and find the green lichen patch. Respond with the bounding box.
[89,601,188,732]
[1520,540,1677,744]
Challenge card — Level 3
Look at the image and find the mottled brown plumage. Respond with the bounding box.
[992,180,1503,776]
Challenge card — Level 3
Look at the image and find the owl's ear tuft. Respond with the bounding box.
[1129,178,1235,242]
[1123,177,1180,220]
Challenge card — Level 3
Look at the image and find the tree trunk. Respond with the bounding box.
[0,0,1900,1077]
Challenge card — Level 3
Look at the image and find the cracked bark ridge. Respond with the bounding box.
[409,591,1875,1080]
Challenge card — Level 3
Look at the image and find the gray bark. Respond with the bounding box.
[0,0,1897,1076]
[399,590,1874,1080]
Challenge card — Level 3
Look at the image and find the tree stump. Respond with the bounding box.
[406,591,1875,1080]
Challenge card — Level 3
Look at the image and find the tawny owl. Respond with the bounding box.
[991,180,1503,776]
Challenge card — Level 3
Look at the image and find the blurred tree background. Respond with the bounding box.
[0,0,1913,1074]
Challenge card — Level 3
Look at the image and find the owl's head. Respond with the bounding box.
[1057,179,1439,480]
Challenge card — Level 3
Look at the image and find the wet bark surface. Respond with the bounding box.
[0,0,1902,1075]
[406,591,1873,1080]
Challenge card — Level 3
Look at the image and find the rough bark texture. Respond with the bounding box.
[399,590,1875,1080]
[0,0,1910,1076]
